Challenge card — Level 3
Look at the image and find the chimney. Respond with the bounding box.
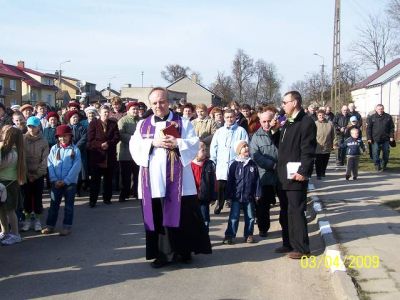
[191,73,199,84]
[0,59,3,64]
[17,61,25,69]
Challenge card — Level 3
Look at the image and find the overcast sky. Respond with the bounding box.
[1,0,389,92]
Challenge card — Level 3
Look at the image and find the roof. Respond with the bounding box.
[167,76,219,97]
[0,63,23,79]
[45,73,79,81]
[2,63,58,90]
[100,87,120,96]
[352,58,400,90]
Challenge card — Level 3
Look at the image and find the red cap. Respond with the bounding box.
[126,101,139,111]
[47,111,60,121]
[67,102,80,109]
[64,110,79,124]
[55,124,73,137]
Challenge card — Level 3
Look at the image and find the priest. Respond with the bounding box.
[129,87,211,268]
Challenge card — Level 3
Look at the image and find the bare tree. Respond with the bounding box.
[232,49,254,103]
[252,59,281,106]
[209,72,235,105]
[387,0,400,29]
[161,64,190,83]
[350,15,398,70]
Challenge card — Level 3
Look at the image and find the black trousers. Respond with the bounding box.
[23,176,44,215]
[315,153,330,177]
[216,180,227,210]
[255,185,275,233]
[145,196,212,260]
[89,165,113,204]
[279,189,310,253]
[119,160,139,200]
[276,188,290,248]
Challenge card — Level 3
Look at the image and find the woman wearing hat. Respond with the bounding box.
[42,125,81,236]
[65,110,88,195]
[22,116,49,232]
[20,104,34,120]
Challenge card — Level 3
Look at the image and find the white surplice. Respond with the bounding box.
[129,111,199,199]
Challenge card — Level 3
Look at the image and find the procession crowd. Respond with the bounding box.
[0,89,395,268]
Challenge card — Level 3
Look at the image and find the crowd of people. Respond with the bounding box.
[0,89,396,268]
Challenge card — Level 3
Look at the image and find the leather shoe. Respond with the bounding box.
[150,258,170,268]
[287,251,310,259]
[259,231,268,238]
[103,200,112,205]
[274,246,293,253]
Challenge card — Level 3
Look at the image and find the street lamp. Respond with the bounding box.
[313,53,325,106]
[59,60,71,89]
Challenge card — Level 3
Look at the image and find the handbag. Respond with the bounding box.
[389,140,396,148]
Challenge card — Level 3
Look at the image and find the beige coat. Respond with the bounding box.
[315,120,335,154]
[191,117,217,145]
[24,133,49,180]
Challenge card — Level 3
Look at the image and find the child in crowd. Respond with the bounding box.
[343,127,365,180]
[43,112,60,150]
[42,125,81,236]
[223,140,261,244]
[22,116,49,232]
[0,126,26,245]
[12,112,27,134]
[191,142,216,232]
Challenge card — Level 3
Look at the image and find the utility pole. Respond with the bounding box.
[314,53,325,106]
[331,0,341,112]
[141,71,144,87]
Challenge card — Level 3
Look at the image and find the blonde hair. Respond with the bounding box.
[0,125,26,184]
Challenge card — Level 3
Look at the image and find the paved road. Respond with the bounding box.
[1,192,336,300]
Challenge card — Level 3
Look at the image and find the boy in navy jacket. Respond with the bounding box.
[223,140,261,244]
[343,127,365,180]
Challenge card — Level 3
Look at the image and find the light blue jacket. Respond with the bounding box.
[210,123,249,180]
[48,144,82,185]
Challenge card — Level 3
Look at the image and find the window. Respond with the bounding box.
[47,94,52,102]
[31,92,37,101]
[10,79,17,91]
[0,78,4,95]
[10,99,17,106]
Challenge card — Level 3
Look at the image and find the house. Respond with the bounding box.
[120,85,187,105]
[167,74,222,107]
[0,59,23,106]
[46,73,80,102]
[0,61,58,107]
[351,58,400,118]
[100,87,121,100]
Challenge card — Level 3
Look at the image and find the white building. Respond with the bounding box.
[351,58,400,117]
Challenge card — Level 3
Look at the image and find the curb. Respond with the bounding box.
[308,183,359,300]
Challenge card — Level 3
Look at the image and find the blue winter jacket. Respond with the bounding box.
[48,144,82,185]
[342,137,366,156]
[43,126,57,149]
[226,157,262,203]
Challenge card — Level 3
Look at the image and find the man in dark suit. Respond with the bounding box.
[277,91,317,259]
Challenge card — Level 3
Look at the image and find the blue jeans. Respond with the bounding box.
[46,183,77,229]
[200,203,210,232]
[372,141,390,167]
[225,201,255,238]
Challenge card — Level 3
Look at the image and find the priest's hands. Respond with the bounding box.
[152,135,178,149]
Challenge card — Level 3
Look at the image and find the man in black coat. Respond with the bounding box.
[333,105,350,166]
[277,91,316,259]
[367,104,395,171]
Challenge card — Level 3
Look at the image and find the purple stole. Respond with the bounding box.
[140,113,183,231]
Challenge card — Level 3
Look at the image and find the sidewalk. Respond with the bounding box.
[311,163,400,299]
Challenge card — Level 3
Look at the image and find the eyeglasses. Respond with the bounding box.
[281,100,294,105]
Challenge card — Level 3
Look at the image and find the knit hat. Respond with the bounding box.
[137,102,147,110]
[11,105,21,111]
[20,104,33,113]
[55,124,73,138]
[234,140,248,155]
[64,110,79,124]
[350,116,358,122]
[47,111,59,121]
[126,101,139,111]
[67,102,80,109]
[84,107,98,115]
[26,116,40,127]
